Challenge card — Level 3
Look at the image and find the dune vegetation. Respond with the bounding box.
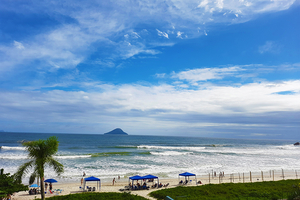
[149,179,300,200]
[44,192,148,200]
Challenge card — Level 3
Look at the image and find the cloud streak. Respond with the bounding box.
[258,41,280,54]
[171,67,242,82]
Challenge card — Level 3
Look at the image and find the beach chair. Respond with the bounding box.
[56,189,62,193]
[124,185,130,190]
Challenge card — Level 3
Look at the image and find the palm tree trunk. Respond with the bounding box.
[40,176,45,200]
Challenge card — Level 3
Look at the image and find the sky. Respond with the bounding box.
[0,0,299,139]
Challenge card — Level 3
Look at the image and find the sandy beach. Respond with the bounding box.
[11,169,300,200]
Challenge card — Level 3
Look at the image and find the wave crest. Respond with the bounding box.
[138,145,205,151]
[55,155,92,159]
[150,151,192,156]
[0,146,26,150]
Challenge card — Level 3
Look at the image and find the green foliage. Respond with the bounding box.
[287,184,300,200]
[40,192,148,200]
[0,168,27,200]
[14,136,64,200]
[150,180,300,200]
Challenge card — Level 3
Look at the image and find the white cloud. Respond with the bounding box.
[254,0,296,13]
[150,42,175,47]
[155,73,166,78]
[0,79,299,132]
[216,0,224,9]
[172,67,241,82]
[258,41,280,54]
[94,60,115,68]
[13,41,25,49]
[156,29,169,39]
[176,31,184,38]
[198,0,209,9]
[132,32,140,38]
[119,42,161,59]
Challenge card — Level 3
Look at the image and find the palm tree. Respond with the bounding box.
[15,136,64,200]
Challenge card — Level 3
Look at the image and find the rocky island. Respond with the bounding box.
[104,128,128,135]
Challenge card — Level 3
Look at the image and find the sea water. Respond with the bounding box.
[1,132,299,184]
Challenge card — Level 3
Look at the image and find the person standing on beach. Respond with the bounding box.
[112,178,115,185]
[81,178,83,185]
[49,183,52,191]
[83,172,86,177]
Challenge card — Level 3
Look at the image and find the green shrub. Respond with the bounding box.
[41,192,148,200]
[150,180,300,200]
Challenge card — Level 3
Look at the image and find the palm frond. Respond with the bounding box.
[14,160,34,183]
[29,173,37,185]
[48,158,64,176]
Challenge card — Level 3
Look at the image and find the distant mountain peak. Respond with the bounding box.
[104,128,128,135]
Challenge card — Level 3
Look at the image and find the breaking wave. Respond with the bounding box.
[0,146,26,150]
[150,151,192,156]
[55,155,92,159]
[137,145,205,151]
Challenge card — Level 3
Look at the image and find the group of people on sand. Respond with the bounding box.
[130,182,150,190]
[179,180,202,185]
[80,171,171,190]
[128,181,168,190]
[152,182,168,188]
[29,188,39,195]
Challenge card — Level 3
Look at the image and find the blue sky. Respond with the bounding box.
[0,0,299,139]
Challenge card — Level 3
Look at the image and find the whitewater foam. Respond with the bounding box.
[138,145,205,151]
[150,151,192,156]
[55,155,92,159]
[0,146,26,150]
[0,155,27,159]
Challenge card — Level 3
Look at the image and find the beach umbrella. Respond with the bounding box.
[44,179,58,183]
[29,184,39,188]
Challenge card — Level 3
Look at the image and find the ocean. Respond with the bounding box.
[1,132,299,184]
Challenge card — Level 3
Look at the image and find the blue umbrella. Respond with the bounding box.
[44,179,58,183]
[29,184,39,187]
